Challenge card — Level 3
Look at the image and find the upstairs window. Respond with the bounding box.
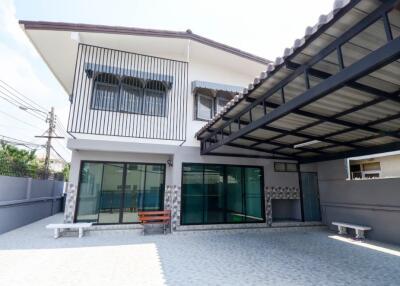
[195,89,233,121]
[91,73,168,117]
[92,73,120,111]
[216,91,231,114]
[120,77,143,113]
[144,80,167,117]
[197,93,214,120]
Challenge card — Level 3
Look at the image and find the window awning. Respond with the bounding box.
[84,63,174,87]
[192,80,244,94]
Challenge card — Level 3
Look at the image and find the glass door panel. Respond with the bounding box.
[98,163,124,224]
[244,167,263,222]
[122,164,145,223]
[204,165,224,224]
[182,165,204,224]
[226,166,245,223]
[76,162,103,222]
[143,165,165,211]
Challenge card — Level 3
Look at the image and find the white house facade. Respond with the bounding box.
[19,0,400,244]
[20,21,307,229]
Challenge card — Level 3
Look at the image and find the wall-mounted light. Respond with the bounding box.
[167,159,173,167]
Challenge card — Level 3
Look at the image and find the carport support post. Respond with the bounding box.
[297,164,305,222]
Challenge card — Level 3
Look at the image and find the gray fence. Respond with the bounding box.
[0,175,65,234]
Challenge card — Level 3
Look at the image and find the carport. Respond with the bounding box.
[195,0,400,243]
[196,0,400,163]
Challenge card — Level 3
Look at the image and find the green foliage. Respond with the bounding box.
[0,141,44,178]
[62,163,70,181]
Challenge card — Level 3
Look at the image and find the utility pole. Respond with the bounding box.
[34,106,64,178]
[44,107,55,177]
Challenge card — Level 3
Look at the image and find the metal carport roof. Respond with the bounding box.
[196,0,400,163]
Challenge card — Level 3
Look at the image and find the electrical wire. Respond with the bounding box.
[0,110,44,130]
[0,79,48,113]
[50,146,68,163]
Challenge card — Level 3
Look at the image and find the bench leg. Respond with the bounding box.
[338,226,347,235]
[54,228,60,239]
[78,228,83,238]
[355,229,365,240]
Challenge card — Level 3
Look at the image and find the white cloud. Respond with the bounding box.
[0,0,38,56]
[0,0,71,160]
[0,42,53,101]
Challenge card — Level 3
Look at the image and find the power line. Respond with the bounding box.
[0,109,44,130]
[50,146,68,163]
[53,137,71,154]
[0,92,46,121]
[0,85,46,120]
[0,134,44,148]
[0,79,47,113]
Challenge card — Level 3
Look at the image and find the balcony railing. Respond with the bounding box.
[68,44,188,141]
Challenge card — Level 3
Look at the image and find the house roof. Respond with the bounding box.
[196,0,400,163]
[19,20,270,65]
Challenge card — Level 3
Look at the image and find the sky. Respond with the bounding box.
[0,0,336,162]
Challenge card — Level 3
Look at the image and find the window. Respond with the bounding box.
[195,89,234,121]
[274,162,298,172]
[143,80,167,116]
[350,161,381,179]
[216,96,229,114]
[91,74,168,116]
[181,164,264,225]
[197,93,214,120]
[76,161,165,224]
[92,73,120,111]
[119,77,143,113]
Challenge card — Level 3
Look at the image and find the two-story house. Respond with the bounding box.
[19,0,400,244]
[20,21,306,229]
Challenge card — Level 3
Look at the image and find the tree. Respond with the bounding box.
[62,163,70,181]
[0,141,43,178]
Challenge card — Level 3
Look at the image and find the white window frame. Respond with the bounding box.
[196,93,214,121]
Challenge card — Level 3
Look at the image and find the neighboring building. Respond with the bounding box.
[20,0,400,244]
[37,155,67,173]
[349,152,400,179]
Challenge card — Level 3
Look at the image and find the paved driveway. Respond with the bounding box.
[0,214,399,286]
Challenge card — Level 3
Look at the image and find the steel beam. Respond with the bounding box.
[202,36,400,154]
[300,141,400,164]
[198,0,396,141]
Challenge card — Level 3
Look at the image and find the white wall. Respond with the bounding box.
[69,38,267,147]
[184,57,266,146]
[69,146,300,192]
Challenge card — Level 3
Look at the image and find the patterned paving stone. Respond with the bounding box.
[0,214,399,286]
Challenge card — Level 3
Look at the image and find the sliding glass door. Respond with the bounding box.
[181,164,264,225]
[75,161,165,224]
[98,163,124,224]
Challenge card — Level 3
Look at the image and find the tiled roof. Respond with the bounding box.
[195,0,352,138]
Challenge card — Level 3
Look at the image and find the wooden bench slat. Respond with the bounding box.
[138,211,171,234]
[139,216,170,221]
[138,211,171,216]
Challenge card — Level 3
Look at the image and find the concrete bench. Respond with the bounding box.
[332,221,371,239]
[46,223,92,238]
